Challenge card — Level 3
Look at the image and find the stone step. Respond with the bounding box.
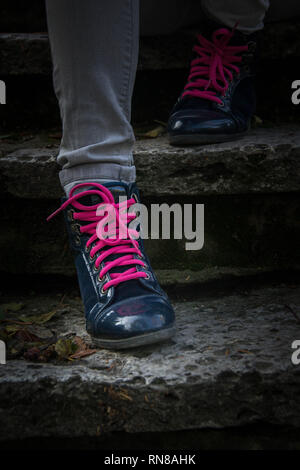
[1,22,300,76]
[1,283,299,440]
[0,126,299,276]
[2,64,298,131]
[1,22,299,130]
[2,192,299,277]
[1,126,300,199]
[1,29,299,130]
[2,0,300,33]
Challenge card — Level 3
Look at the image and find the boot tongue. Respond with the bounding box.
[73,182,149,299]
[77,183,128,206]
[105,183,128,204]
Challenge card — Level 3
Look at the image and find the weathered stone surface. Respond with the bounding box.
[0,126,300,199]
[0,128,299,277]
[0,33,50,75]
[0,285,300,440]
[2,192,299,275]
[1,21,300,75]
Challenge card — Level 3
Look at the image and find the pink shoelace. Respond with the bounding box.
[47,183,148,291]
[182,27,248,105]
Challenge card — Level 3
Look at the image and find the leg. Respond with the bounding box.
[46,0,138,192]
[202,0,270,34]
[46,0,175,349]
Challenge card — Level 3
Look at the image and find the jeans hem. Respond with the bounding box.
[59,162,136,188]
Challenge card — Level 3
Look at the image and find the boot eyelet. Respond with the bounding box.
[71,223,81,235]
[67,209,75,222]
[144,273,150,280]
[98,273,104,282]
[75,235,81,246]
[85,245,91,254]
[100,285,107,295]
[93,264,100,273]
[89,254,95,262]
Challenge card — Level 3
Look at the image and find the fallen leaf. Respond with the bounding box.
[72,336,87,350]
[24,343,56,362]
[5,324,22,334]
[15,329,41,343]
[19,309,58,324]
[70,348,97,359]
[54,338,78,359]
[137,125,165,139]
[0,302,24,316]
[69,336,97,359]
[23,347,42,361]
[118,390,133,401]
[252,115,263,127]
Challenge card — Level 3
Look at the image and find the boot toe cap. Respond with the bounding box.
[88,295,175,341]
[168,109,237,137]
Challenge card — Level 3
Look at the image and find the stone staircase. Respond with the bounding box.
[0,2,300,447]
[0,127,299,283]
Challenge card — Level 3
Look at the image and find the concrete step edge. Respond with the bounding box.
[0,126,300,198]
[1,283,299,440]
[1,21,300,75]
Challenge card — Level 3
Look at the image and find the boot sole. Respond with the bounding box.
[169,131,248,146]
[91,326,176,350]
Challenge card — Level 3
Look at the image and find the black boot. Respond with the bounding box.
[47,182,176,349]
[167,23,257,145]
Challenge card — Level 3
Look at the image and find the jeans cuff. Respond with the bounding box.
[59,162,136,189]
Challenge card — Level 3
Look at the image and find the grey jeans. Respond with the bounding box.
[46,0,283,191]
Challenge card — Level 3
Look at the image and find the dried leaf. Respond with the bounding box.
[0,302,24,317]
[253,115,263,126]
[69,336,97,359]
[118,390,133,401]
[24,343,55,362]
[54,338,78,359]
[5,324,22,334]
[72,336,87,350]
[70,348,97,359]
[19,309,57,324]
[15,329,41,343]
[23,347,42,361]
[137,125,165,139]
